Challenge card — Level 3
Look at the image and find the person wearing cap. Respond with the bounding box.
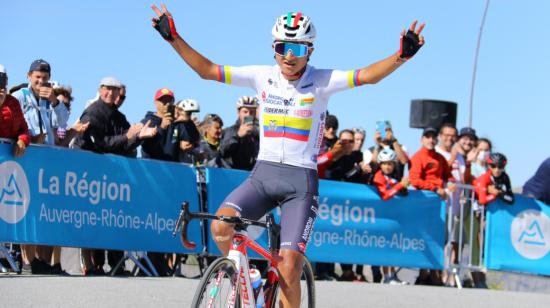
[218,95,259,170]
[73,77,157,156]
[0,64,30,157]
[410,127,456,286]
[140,88,198,164]
[11,59,69,146]
[173,99,201,163]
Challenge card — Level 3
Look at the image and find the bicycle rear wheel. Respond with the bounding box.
[268,257,315,308]
[191,257,240,308]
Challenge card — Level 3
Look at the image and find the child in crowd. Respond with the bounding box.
[372,148,409,284]
[474,152,514,205]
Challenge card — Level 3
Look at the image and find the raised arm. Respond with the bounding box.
[355,21,425,85]
[151,4,219,81]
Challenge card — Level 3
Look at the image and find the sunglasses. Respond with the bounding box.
[274,42,309,58]
[489,164,505,170]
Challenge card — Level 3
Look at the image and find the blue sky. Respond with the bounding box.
[1,0,549,186]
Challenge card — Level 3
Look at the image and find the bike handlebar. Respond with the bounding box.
[173,201,281,250]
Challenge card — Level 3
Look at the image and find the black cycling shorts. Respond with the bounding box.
[220,160,319,254]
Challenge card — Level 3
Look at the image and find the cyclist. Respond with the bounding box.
[151,4,424,306]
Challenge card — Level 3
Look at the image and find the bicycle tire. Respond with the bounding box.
[268,257,316,308]
[191,257,241,308]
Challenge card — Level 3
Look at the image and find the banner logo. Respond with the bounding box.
[0,161,31,224]
[511,209,550,260]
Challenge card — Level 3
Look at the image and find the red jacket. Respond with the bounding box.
[473,170,497,205]
[373,170,404,201]
[0,95,30,145]
[409,147,453,191]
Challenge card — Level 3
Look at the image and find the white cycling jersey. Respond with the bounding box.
[216,64,362,170]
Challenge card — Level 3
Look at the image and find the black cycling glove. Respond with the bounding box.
[399,30,422,59]
[153,14,178,42]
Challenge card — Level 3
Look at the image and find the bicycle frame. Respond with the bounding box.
[174,202,284,308]
[220,230,280,308]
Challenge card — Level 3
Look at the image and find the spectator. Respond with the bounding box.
[12,59,68,145]
[140,88,191,162]
[443,127,477,287]
[410,127,456,285]
[471,138,492,178]
[219,95,259,170]
[114,84,126,109]
[435,123,458,161]
[52,85,89,147]
[322,113,339,151]
[372,148,409,284]
[73,77,157,156]
[174,99,201,163]
[75,77,157,275]
[523,157,550,205]
[474,153,514,205]
[370,120,409,179]
[196,114,224,166]
[0,64,29,157]
[11,59,67,274]
[468,137,492,288]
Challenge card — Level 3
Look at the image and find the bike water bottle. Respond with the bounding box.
[250,268,264,308]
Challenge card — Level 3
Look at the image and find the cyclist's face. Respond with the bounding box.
[273,41,313,80]
[380,161,395,175]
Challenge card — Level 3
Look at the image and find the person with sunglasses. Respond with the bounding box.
[474,152,514,205]
[151,4,424,306]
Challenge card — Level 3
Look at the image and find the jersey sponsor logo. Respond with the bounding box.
[264,93,294,106]
[297,242,307,253]
[267,78,278,88]
[280,241,292,246]
[299,97,315,106]
[263,114,312,142]
[264,106,289,115]
[293,109,312,117]
[261,91,267,102]
[300,82,314,89]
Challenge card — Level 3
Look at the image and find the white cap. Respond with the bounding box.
[99,76,122,88]
[0,64,6,74]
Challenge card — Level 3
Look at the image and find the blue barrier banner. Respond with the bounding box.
[205,167,446,269]
[485,196,550,275]
[0,143,201,253]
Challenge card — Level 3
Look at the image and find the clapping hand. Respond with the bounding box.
[139,120,158,139]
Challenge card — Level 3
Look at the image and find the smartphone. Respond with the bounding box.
[376,120,390,139]
[167,104,175,117]
[42,82,52,88]
[243,115,254,125]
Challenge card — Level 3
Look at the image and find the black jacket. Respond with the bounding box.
[140,112,201,163]
[73,100,140,157]
[219,119,259,171]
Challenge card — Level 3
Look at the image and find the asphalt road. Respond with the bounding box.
[1,276,549,308]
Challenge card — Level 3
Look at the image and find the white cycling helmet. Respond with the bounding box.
[236,96,259,109]
[176,99,200,113]
[272,12,316,43]
[377,148,397,163]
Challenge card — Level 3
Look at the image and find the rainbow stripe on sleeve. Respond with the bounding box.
[217,65,232,84]
[347,69,361,88]
[263,114,312,142]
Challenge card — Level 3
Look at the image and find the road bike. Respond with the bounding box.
[174,202,315,307]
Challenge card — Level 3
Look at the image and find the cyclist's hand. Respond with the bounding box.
[151,3,179,41]
[399,20,425,59]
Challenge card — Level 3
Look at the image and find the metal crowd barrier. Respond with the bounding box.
[445,183,485,289]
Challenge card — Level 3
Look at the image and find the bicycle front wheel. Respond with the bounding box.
[268,257,316,308]
[191,257,240,308]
